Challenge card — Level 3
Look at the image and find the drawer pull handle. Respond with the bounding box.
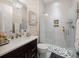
[32,53,35,57]
[32,47,36,51]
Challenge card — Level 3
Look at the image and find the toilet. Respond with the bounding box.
[37,43,48,58]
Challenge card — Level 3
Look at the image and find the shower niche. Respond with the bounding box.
[53,20,59,27]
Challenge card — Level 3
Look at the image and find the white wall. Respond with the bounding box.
[39,0,45,15]
[40,0,77,48]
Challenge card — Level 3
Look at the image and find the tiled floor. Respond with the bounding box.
[38,44,76,58]
[50,52,64,58]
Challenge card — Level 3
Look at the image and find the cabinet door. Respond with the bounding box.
[27,39,37,58]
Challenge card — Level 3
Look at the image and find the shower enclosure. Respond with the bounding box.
[40,0,77,51]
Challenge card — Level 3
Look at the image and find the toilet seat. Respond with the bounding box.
[38,43,48,49]
[37,43,48,54]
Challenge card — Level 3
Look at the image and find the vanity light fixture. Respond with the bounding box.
[8,0,22,8]
[53,2,60,6]
[13,2,22,9]
[44,13,49,16]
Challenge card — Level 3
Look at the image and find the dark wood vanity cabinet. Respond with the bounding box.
[0,39,37,58]
[27,39,37,58]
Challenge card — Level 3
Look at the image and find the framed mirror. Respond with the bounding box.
[29,11,37,26]
[0,3,13,33]
[12,2,27,33]
[19,3,27,32]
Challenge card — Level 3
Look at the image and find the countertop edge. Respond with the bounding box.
[0,36,38,57]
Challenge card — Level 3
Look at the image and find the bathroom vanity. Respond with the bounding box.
[0,36,38,58]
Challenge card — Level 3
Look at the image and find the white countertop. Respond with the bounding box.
[0,36,38,57]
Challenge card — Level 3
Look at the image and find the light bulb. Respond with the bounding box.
[53,2,59,6]
[44,13,48,16]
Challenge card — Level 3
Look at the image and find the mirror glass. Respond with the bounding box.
[0,3,13,33]
[19,4,27,32]
[12,2,27,33]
